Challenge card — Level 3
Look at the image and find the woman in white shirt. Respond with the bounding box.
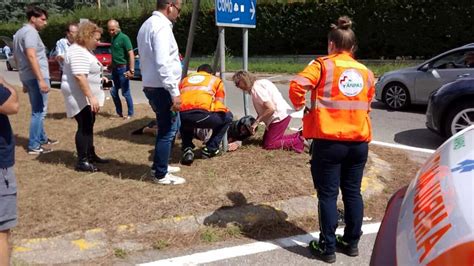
[232,71,305,153]
[61,21,108,172]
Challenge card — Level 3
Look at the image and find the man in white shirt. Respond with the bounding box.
[55,23,78,69]
[137,0,185,185]
[2,45,11,59]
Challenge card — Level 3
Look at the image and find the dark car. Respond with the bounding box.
[370,125,474,265]
[425,78,474,137]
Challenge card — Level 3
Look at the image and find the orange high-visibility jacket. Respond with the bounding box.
[179,71,229,112]
[289,52,375,142]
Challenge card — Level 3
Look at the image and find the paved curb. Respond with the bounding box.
[12,153,391,264]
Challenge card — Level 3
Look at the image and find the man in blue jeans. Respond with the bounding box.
[13,5,58,155]
[0,76,19,265]
[137,0,185,185]
[108,19,135,119]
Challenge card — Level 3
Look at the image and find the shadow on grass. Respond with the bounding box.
[203,191,313,259]
[46,112,67,120]
[35,149,154,182]
[97,117,156,145]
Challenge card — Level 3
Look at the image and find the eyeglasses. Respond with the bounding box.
[170,2,181,14]
[234,80,241,87]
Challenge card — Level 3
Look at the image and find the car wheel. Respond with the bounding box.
[6,61,12,71]
[382,83,410,110]
[444,101,474,137]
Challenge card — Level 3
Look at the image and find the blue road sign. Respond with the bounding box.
[215,0,256,28]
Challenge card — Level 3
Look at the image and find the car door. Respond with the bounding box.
[414,49,474,103]
[47,47,61,82]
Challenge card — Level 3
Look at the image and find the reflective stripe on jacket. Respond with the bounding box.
[289,52,375,142]
[179,71,229,112]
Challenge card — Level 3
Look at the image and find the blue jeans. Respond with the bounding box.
[143,87,180,178]
[310,139,368,253]
[23,79,49,150]
[180,110,233,151]
[111,66,134,117]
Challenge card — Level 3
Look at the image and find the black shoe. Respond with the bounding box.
[335,235,359,257]
[42,138,59,145]
[181,148,194,165]
[308,240,336,263]
[75,160,99,172]
[202,147,220,159]
[89,146,110,163]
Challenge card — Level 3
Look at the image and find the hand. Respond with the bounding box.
[39,79,49,93]
[250,122,258,135]
[88,96,100,113]
[123,70,134,79]
[171,96,181,112]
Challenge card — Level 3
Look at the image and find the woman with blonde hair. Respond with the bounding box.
[232,71,305,153]
[60,21,109,172]
[289,16,375,263]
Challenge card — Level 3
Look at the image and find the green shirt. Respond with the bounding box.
[111,31,133,66]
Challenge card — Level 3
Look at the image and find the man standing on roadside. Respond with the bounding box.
[137,0,185,185]
[0,76,19,265]
[13,5,58,155]
[107,19,135,119]
[55,22,78,70]
[2,45,11,60]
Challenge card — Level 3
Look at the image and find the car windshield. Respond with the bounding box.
[94,46,111,55]
[432,50,474,69]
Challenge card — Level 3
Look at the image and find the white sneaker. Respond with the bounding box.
[153,173,186,185]
[150,166,181,177]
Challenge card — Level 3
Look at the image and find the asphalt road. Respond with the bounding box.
[0,60,446,150]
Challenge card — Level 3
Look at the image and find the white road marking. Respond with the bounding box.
[370,140,435,154]
[138,223,381,266]
[266,75,283,80]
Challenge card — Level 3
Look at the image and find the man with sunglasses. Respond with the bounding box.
[137,0,184,185]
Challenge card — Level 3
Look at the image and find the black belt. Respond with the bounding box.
[113,64,127,68]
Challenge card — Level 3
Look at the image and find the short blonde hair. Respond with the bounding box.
[232,70,256,89]
[75,21,103,46]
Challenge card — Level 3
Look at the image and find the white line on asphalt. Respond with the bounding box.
[138,223,381,266]
[266,75,283,80]
[370,140,435,154]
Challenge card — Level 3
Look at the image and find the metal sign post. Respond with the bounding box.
[218,27,228,151]
[215,0,256,116]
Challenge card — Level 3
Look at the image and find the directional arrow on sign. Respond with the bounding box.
[250,1,255,20]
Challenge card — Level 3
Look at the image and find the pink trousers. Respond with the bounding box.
[262,115,304,153]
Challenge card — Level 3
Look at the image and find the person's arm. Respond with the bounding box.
[251,101,275,133]
[214,79,225,103]
[289,60,322,110]
[0,77,19,115]
[25,48,49,93]
[70,48,99,113]
[124,36,135,79]
[55,39,66,63]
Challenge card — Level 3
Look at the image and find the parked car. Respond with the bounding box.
[370,125,474,265]
[425,78,474,137]
[375,44,474,110]
[133,48,141,80]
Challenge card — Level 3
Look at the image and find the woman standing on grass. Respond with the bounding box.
[289,16,375,263]
[232,71,305,153]
[60,21,109,172]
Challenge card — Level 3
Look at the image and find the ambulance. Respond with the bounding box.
[370,125,474,265]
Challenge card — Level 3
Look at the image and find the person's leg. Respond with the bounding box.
[339,142,368,247]
[74,106,97,171]
[39,79,49,144]
[178,110,199,151]
[143,88,180,178]
[111,68,123,117]
[0,230,10,265]
[262,116,304,152]
[119,67,134,117]
[205,111,233,151]
[24,79,48,150]
[310,140,348,254]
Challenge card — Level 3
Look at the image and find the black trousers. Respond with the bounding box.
[74,105,96,160]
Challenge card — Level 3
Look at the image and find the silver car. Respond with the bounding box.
[375,44,474,110]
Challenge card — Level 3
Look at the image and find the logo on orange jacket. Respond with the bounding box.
[338,69,364,97]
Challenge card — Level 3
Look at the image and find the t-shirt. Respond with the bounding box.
[55,37,71,70]
[250,79,293,126]
[111,31,133,66]
[60,44,105,117]
[0,85,14,168]
[13,24,49,82]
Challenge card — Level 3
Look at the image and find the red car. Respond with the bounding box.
[48,42,112,82]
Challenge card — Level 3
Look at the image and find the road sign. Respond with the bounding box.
[215,0,256,28]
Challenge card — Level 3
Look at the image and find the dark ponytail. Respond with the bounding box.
[328,16,356,53]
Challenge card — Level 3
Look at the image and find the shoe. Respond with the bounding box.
[42,138,59,145]
[124,116,132,120]
[75,160,99,172]
[308,240,336,263]
[88,146,110,163]
[181,147,194,165]
[201,147,220,159]
[28,146,52,155]
[153,173,186,185]
[150,166,181,177]
[335,235,359,256]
